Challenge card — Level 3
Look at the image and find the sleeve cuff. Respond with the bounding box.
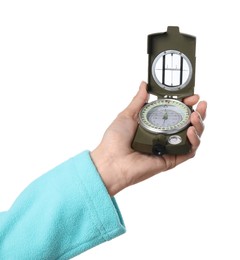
[72,150,126,242]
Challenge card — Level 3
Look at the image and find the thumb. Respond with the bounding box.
[123,81,149,118]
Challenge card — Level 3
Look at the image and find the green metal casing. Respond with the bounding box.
[131,26,196,155]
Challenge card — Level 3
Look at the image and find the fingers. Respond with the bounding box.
[191,111,204,137]
[187,126,201,157]
[176,101,207,165]
[183,94,200,106]
[184,95,207,121]
[172,126,199,167]
[191,100,207,137]
[123,81,149,119]
[195,100,207,120]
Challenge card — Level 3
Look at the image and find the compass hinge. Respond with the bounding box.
[158,95,182,101]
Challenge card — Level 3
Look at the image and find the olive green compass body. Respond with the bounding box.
[132,26,196,155]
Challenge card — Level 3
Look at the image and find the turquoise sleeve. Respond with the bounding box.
[0,151,126,259]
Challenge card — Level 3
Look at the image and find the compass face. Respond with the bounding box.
[152,50,192,91]
[139,99,191,134]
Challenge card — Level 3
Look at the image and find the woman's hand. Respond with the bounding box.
[91,81,207,196]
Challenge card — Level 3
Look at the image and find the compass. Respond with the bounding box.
[132,26,196,155]
[139,99,191,134]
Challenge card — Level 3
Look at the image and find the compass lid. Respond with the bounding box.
[147,26,196,99]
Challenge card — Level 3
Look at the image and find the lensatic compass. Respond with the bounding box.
[132,26,196,155]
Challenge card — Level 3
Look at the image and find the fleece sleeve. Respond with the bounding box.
[0,150,126,259]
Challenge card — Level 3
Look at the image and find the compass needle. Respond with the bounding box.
[162,110,168,121]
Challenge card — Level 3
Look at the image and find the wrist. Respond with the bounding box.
[90,147,126,196]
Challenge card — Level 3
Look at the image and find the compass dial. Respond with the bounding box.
[139,99,191,134]
[152,50,192,91]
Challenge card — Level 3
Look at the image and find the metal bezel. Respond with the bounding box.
[152,50,193,91]
[139,99,191,134]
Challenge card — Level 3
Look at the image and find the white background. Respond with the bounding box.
[0,1,239,259]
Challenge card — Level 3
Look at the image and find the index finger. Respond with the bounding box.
[183,94,200,106]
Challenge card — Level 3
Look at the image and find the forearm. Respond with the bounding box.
[0,151,125,259]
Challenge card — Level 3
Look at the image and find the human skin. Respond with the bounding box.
[91,81,207,196]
